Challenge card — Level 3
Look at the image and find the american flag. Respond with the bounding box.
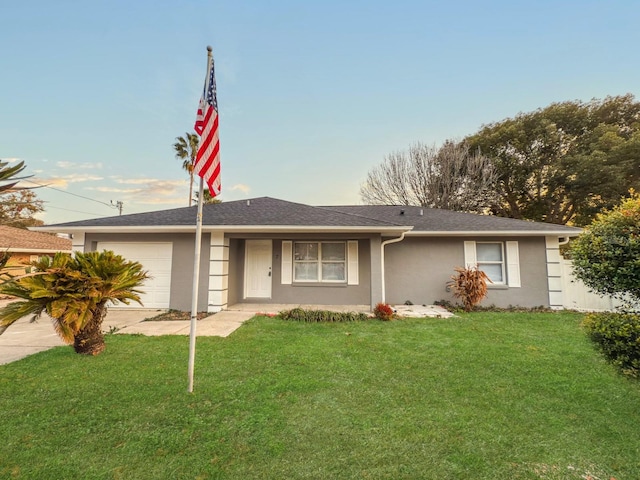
[194,52,221,197]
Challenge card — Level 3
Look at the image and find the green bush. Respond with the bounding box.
[278,308,369,323]
[570,193,640,304]
[582,312,640,378]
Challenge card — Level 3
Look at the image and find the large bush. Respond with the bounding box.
[570,193,640,304]
[448,266,491,312]
[582,312,640,377]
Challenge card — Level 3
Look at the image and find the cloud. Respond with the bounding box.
[26,174,104,189]
[62,174,103,183]
[56,161,103,170]
[229,183,251,194]
[91,186,144,194]
[1,157,23,163]
[114,178,184,186]
[87,177,189,206]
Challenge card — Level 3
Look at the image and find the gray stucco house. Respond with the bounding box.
[35,197,581,311]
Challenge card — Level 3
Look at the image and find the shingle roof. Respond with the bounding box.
[0,226,72,252]
[48,197,401,229]
[40,196,581,236]
[325,205,581,234]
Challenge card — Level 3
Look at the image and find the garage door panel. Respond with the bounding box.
[97,242,173,309]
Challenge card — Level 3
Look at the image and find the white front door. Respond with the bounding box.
[245,240,272,298]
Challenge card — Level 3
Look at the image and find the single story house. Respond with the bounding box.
[34,197,581,311]
[0,225,72,275]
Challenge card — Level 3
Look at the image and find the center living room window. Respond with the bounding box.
[293,242,346,282]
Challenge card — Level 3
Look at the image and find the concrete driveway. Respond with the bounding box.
[0,305,255,366]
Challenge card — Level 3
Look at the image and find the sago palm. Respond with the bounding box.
[0,250,148,355]
[173,132,200,206]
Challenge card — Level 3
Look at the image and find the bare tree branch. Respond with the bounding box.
[360,141,498,213]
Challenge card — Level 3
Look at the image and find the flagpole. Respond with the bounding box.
[187,178,205,393]
[188,46,213,393]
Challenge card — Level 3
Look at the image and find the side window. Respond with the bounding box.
[476,242,505,284]
[464,241,520,287]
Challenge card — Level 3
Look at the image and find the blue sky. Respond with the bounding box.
[2,0,639,224]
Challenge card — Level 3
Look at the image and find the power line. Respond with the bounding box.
[44,205,112,218]
[22,179,118,209]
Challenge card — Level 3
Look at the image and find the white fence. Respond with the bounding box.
[560,259,633,311]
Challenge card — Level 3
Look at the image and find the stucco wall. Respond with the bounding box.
[226,235,373,306]
[85,232,210,311]
[227,237,243,306]
[384,236,550,308]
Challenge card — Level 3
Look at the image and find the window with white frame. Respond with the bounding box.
[476,242,505,284]
[464,240,521,288]
[293,242,346,282]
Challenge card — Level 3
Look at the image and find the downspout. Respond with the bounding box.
[380,231,407,304]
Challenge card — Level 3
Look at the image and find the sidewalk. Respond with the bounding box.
[0,307,255,366]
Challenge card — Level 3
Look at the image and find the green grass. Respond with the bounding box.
[1,312,639,479]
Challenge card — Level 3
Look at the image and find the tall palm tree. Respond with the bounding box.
[173,133,200,206]
[0,251,148,355]
[193,189,222,205]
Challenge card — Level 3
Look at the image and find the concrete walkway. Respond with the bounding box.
[0,303,452,365]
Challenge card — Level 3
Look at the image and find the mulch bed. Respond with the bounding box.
[144,310,210,321]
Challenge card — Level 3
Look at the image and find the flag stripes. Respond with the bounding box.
[194,52,221,197]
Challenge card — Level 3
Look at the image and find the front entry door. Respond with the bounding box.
[245,240,273,298]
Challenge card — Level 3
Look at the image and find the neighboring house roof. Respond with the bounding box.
[0,225,72,253]
[34,196,582,237]
[325,205,582,236]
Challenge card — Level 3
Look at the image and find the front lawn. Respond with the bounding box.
[1,312,639,479]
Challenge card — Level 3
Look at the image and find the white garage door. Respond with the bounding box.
[97,242,173,309]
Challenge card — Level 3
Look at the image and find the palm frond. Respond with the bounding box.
[0,250,148,342]
[0,300,46,327]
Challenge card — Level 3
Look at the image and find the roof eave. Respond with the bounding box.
[33,225,412,235]
[3,247,73,254]
[404,230,582,237]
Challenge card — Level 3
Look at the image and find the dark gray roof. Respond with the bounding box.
[44,196,581,235]
[324,205,582,234]
[49,197,400,228]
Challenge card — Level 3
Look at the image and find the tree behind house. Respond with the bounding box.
[360,141,498,213]
[466,94,640,225]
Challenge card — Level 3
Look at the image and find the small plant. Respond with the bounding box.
[582,312,640,378]
[373,302,395,321]
[447,266,492,312]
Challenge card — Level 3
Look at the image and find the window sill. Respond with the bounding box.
[292,282,348,287]
[487,284,509,290]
